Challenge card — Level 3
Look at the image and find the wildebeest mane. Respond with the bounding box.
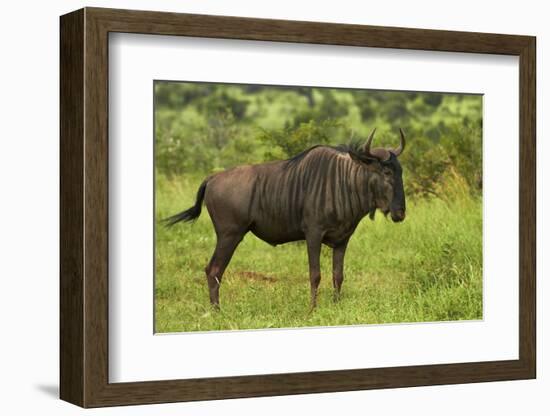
[283,145,325,168]
[333,141,371,162]
[284,141,369,170]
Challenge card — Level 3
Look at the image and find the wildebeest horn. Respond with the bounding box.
[391,128,406,156]
[362,128,376,157]
[362,128,393,161]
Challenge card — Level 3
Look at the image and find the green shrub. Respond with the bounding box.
[154,82,482,199]
[259,119,343,160]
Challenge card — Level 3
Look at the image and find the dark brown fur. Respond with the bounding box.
[166,137,406,309]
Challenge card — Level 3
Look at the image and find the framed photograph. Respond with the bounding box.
[60,7,536,408]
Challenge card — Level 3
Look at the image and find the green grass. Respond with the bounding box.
[155,174,482,333]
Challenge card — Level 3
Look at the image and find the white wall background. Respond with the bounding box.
[0,0,545,414]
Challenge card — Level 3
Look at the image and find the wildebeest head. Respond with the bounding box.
[361,128,407,222]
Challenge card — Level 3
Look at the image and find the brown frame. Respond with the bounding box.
[60,7,536,408]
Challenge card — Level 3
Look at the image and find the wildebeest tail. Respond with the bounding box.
[163,180,208,226]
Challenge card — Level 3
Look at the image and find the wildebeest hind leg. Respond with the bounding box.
[332,240,349,302]
[205,233,244,309]
[305,233,323,309]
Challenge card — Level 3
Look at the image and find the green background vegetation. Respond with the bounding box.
[155,81,482,332]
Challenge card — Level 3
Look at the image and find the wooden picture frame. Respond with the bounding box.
[60,7,536,408]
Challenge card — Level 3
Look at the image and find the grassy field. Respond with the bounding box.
[155,173,482,333]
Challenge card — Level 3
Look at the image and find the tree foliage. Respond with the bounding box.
[154,82,482,199]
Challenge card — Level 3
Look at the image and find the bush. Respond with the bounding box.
[259,119,343,160]
[154,82,482,199]
[155,110,243,176]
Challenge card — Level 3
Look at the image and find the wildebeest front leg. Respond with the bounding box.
[305,234,323,309]
[205,234,243,309]
[332,240,349,302]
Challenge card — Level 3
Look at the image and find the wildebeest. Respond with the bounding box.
[165,128,406,309]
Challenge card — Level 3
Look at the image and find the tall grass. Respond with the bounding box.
[155,172,482,333]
